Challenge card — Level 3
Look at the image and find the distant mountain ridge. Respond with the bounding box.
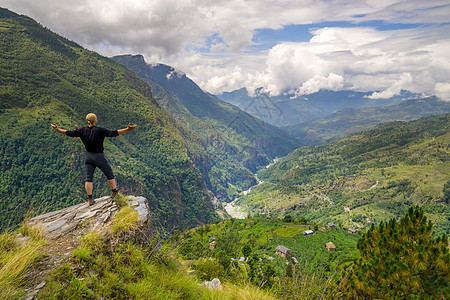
[112,54,300,201]
[217,88,420,127]
[285,96,450,145]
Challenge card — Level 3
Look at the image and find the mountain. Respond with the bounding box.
[285,96,450,145]
[112,55,300,201]
[0,7,219,230]
[217,88,419,127]
[236,114,450,235]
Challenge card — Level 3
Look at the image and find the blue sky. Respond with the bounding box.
[251,21,427,51]
[1,0,450,100]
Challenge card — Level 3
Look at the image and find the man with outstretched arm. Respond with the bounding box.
[51,113,137,206]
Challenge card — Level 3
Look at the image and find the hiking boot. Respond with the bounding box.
[88,195,95,206]
[111,189,119,199]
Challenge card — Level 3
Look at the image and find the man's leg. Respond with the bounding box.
[96,154,118,198]
[85,160,96,206]
[108,178,119,198]
[107,178,116,190]
[85,181,93,195]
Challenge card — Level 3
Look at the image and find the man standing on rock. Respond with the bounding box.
[51,113,137,206]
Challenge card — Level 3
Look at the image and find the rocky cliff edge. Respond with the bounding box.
[22,195,153,299]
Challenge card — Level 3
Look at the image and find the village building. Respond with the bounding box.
[209,241,216,251]
[347,228,357,234]
[327,222,336,230]
[275,245,292,258]
[303,229,314,236]
[326,242,336,251]
[319,226,328,233]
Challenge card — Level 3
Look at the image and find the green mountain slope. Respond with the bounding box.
[237,114,450,235]
[0,7,219,230]
[112,55,300,201]
[285,96,450,145]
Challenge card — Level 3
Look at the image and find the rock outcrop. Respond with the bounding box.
[23,195,152,299]
[28,195,150,238]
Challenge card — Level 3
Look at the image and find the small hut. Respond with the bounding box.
[327,222,336,230]
[326,242,336,252]
[347,228,357,234]
[275,245,292,258]
[319,227,328,233]
[303,230,314,236]
[209,241,217,251]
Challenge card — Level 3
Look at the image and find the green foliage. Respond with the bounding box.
[39,224,278,300]
[343,206,450,299]
[196,258,225,281]
[444,181,450,203]
[109,206,139,235]
[242,244,252,258]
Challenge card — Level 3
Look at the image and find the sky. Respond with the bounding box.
[2,0,450,100]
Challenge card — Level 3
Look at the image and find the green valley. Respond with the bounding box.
[237,114,450,235]
[112,55,299,201]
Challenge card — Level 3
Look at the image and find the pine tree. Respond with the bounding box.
[343,206,449,299]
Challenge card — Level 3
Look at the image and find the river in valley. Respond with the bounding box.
[224,159,278,218]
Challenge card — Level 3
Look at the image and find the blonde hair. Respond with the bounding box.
[86,113,97,127]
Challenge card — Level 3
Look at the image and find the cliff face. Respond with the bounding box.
[23,195,153,299]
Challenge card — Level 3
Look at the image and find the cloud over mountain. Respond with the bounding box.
[2,0,450,99]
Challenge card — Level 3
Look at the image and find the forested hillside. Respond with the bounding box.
[237,114,450,235]
[0,7,220,230]
[112,55,299,201]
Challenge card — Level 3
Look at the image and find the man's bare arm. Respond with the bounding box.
[117,123,137,135]
[51,123,67,134]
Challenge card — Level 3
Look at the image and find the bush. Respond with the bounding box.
[195,258,225,281]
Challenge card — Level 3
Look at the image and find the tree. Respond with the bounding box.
[283,214,293,223]
[443,181,450,203]
[242,244,252,258]
[343,206,449,299]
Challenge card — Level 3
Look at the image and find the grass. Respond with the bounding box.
[0,225,46,300]
[257,225,307,245]
[109,204,139,235]
[112,193,132,208]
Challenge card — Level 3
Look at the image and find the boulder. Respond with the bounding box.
[203,278,222,290]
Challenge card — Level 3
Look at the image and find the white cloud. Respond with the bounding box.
[234,25,450,99]
[435,83,450,101]
[1,0,450,99]
[296,73,344,96]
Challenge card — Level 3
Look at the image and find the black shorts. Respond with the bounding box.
[84,152,115,182]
